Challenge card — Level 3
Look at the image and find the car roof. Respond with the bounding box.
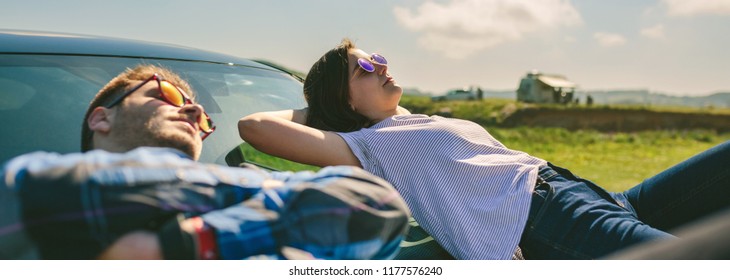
[0,29,270,69]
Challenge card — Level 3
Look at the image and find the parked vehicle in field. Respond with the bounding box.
[431,88,477,102]
[516,71,576,104]
[0,29,306,168]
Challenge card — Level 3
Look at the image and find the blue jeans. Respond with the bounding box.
[519,141,730,259]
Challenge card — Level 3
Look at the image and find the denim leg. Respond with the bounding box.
[520,164,675,259]
[621,141,730,232]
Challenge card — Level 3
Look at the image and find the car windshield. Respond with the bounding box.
[0,54,307,166]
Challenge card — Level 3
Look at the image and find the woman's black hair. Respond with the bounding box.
[303,38,371,132]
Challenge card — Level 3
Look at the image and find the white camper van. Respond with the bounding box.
[517,71,576,104]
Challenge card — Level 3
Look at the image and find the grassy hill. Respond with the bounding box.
[407,88,730,108]
[400,95,730,130]
[575,90,730,108]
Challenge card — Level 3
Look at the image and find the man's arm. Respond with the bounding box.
[189,166,410,260]
[102,167,412,260]
[97,218,206,260]
[97,231,161,259]
[3,149,410,260]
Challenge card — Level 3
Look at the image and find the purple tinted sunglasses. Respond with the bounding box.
[357,54,388,72]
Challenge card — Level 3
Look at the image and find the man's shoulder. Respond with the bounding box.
[121,147,194,162]
[3,147,193,174]
[1,147,209,192]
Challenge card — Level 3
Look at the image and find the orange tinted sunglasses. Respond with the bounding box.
[105,73,215,140]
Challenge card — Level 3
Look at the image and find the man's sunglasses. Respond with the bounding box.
[357,53,388,73]
[105,73,216,140]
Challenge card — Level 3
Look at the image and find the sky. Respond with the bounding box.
[1,0,729,96]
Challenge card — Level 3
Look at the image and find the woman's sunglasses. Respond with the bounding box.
[105,73,216,140]
[357,53,388,73]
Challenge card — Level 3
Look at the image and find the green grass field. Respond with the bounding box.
[488,127,728,192]
[242,96,730,192]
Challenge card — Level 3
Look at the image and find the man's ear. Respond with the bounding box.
[87,107,113,135]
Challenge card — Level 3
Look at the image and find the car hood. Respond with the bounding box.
[0,29,264,68]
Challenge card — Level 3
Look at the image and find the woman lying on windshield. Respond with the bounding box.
[238,38,730,259]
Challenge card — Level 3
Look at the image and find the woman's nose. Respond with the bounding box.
[374,61,388,75]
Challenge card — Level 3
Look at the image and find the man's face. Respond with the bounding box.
[108,80,204,160]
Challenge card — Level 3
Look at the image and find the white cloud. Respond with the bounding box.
[640,24,665,39]
[662,0,730,17]
[393,0,582,59]
[594,32,627,47]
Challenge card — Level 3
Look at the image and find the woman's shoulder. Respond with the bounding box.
[391,114,449,121]
[368,114,471,130]
[371,114,430,127]
[394,114,471,124]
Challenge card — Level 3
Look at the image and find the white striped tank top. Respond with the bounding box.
[337,114,546,259]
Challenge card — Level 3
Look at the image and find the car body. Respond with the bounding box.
[431,88,476,102]
[0,29,307,168]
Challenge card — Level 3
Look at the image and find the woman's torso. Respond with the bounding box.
[337,114,546,259]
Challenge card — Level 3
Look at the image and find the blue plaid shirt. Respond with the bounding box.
[0,147,409,260]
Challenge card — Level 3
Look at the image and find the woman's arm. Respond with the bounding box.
[238,109,361,167]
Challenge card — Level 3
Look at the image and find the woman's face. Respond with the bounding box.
[347,48,403,121]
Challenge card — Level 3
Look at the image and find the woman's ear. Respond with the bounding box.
[87,107,113,135]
